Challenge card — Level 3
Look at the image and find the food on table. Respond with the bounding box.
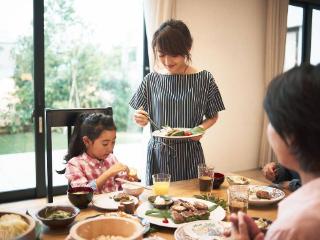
[160,126,205,137]
[121,201,136,214]
[0,214,29,239]
[256,190,271,200]
[145,198,213,224]
[148,195,173,209]
[43,209,73,220]
[253,217,272,233]
[113,192,130,202]
[226,175,250,185]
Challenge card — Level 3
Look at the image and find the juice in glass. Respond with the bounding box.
[152,173,171,195]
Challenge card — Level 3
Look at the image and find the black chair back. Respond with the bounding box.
[45,107,113,203]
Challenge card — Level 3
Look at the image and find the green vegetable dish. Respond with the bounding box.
[44,209,73,220]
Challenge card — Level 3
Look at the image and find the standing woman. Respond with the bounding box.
[129,19,225,185]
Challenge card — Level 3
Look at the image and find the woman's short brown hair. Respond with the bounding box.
[152,19,193,62]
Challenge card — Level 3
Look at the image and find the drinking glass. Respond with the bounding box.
[228,185,249,214]
[198,164,214,195]
[152,173,171,195]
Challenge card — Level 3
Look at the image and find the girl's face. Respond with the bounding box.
[157,51,188,74]
[84,130,116,160]
[267,123,298,171]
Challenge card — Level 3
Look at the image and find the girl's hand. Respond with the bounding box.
[133,109,149,127]
[262,162,278,182]
[108,163,129,177]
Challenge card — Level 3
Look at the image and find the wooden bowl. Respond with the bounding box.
[68,186,94,209]
[0,211,36,240]
[212,172,225,189]
[69,216,145,240]
[36,205,80,228]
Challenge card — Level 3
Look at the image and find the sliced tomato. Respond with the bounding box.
[184,131,192,136]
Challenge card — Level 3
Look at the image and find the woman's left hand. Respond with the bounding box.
[190,135,203,141]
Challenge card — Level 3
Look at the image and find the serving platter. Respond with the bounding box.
[152,128,204,139]
[136,197,226,228]
[92,191,138,210]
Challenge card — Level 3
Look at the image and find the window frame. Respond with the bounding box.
[0,0,148,203]
[290,0,320,63]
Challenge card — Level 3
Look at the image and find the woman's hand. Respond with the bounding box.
[225,212,264,240]
[133,109,149,127]
[262,162,278,182]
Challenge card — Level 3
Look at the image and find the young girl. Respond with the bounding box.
[129,19,225,185]
[65,112,129,193]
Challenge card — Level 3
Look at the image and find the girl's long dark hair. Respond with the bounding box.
[58,113,116,174]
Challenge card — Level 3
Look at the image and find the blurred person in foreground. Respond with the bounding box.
[227,63,320,240]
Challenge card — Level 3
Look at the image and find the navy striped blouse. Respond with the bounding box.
[129,70,225,185]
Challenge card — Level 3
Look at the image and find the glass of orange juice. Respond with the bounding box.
[152,173,171,195]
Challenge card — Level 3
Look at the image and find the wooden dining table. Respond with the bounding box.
[0,176,283,240]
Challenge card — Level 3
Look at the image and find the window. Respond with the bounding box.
[0,0,146,202]
[285,0,320,68]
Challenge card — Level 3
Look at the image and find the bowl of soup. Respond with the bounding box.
[68,186,94,209]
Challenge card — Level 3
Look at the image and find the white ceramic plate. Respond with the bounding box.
[249,185,285,206]
[136,197,226,228]
[152,128,204,139]
[226,175,250,185]
[174,220,231,240]
[92,191,139,210]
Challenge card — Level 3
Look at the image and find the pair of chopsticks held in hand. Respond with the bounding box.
[136,106,161,130]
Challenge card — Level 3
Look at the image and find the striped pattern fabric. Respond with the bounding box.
[129,70,225,185]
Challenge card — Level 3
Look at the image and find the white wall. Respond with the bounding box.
[176,0,267,172]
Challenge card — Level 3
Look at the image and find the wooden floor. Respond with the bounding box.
[0,168,270,211]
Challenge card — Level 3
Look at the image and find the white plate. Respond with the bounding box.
[136,197,226,228]
[174,220,231,240]
[152,128,204,139]
[249,185,285,206]
[92,191,139,210]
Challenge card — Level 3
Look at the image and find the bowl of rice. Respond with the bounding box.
[69,216,145,240]
[0,211,36,240]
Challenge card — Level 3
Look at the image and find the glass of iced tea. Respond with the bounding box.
[152,173,171,195]
[198,164,214,195]
[228,185,249,214]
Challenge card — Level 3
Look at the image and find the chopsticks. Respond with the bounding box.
[115,178,152,191]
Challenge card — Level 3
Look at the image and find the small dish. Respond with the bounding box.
[36,205,80,228]
[148,195,173,209]
[252,217,272,233]
[226,175,250,185]
[122,183,144,197]
[68,186,93,209]
[212,172,225,189]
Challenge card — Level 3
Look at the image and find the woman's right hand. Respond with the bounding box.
[133,109,149,127]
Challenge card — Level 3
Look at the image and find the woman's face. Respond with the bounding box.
[267,123,297,171]
[84,130,116,160]
[157,51,187,74]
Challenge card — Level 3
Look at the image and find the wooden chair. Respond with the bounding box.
[45,107,113,203]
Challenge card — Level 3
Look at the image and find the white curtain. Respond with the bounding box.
[258,0,289,167]
[143,0,176,70]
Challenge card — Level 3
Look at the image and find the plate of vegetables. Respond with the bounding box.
[152,126,205,139]
[136,197,226,228]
